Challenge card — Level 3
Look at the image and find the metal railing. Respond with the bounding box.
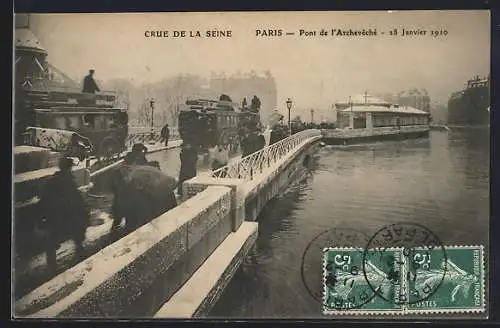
[212,129,322,180]
[125,126,181,148]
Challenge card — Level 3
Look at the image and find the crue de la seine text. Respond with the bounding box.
[144,29,232,38]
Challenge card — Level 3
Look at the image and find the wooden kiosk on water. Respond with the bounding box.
[322,94,431,145]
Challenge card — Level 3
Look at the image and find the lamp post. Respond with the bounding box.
[286,98,293,136]
[149,98,155,129]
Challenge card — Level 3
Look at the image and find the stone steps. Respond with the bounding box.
[14,146,63,174]
[15,146,51,174]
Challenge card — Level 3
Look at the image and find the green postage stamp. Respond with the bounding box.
[323,245,485,315]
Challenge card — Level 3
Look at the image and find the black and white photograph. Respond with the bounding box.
[12,10,490,319]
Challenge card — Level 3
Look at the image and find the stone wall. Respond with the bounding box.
[14,186,234,318]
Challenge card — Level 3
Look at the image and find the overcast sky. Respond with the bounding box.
[24,10,490,109]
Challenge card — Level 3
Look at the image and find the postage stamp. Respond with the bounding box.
[323,245,485,315]
[405,245,486,313]
[323,247,403,314]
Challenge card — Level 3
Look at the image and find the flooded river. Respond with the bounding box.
[210,128,490,318]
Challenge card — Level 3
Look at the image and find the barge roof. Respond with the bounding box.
[339,105,429,115]
[336,94,391,106]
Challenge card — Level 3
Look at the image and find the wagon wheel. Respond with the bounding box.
[98,138,121,162]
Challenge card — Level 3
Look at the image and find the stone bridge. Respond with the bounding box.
[14,129,322,319]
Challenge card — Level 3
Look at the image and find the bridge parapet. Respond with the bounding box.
[212,129,322,180]
[14,186,246,318]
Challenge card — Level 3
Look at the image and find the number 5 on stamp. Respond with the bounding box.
[322,247,403,315]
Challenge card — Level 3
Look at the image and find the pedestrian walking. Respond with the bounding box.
[38,157,90,271]
[161,123,170,147]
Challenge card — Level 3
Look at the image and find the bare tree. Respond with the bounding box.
[137,99,151,126]
[115,89,130,109]
[162,75,191,126]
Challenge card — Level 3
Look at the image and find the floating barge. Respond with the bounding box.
[322,94,431,145]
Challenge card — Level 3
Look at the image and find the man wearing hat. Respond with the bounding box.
[123,143,149,165]
[82,69,100,94]
[39,157,91,270]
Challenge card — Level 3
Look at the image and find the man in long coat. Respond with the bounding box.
[161,123,170,147]
[178,143,198,196]
[39,157,90,270]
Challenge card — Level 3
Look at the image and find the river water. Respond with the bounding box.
[209,128,490,318]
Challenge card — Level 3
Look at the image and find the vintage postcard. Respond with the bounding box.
[12,10,490,319]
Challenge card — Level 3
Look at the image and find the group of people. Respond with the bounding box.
[240,130,266,158]
[37,142,175,271]
[35,85,270,271]
[37,129,272,270]
[31,69,179,271]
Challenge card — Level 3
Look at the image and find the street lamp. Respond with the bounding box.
[149,98,155,129]
[286,98,293,136]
